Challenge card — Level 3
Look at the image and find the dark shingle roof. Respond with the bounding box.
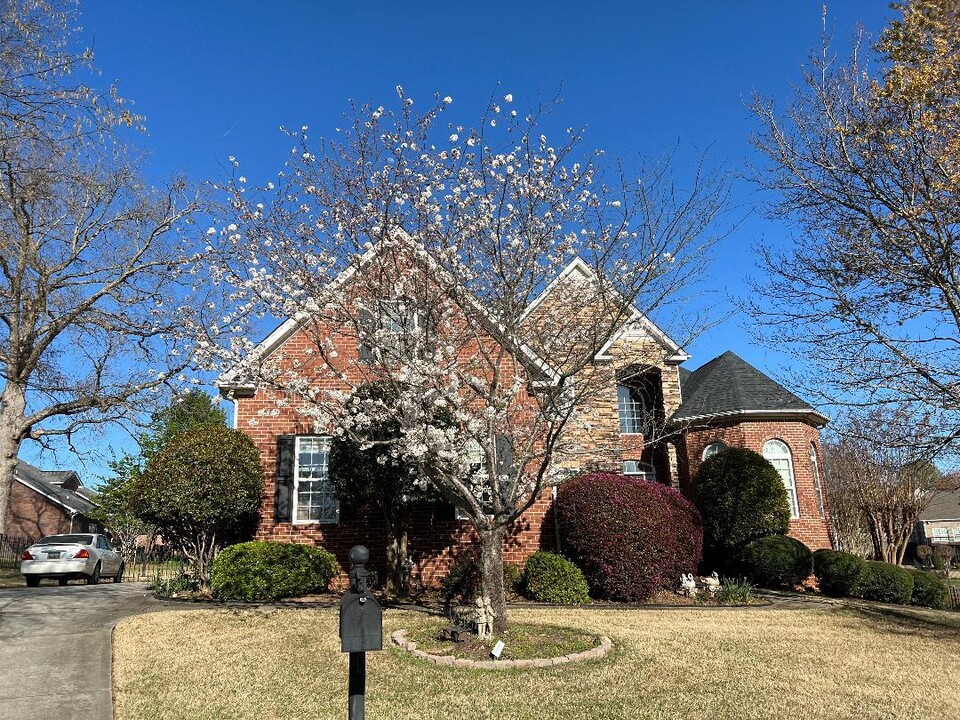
[672,351,825,424]
[15,460,97,515]
[920,488,960,521]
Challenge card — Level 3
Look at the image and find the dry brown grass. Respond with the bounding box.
[113,605,960,720]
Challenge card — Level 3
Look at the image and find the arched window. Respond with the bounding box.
[702,442,727,461]
[617,384,648,434]
[762,439,799,519]
[810,443,825,518]
[623,460,656,482]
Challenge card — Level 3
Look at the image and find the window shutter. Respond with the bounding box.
[358,307,374,361]
[495,434,515,477]
[275,435,296,523]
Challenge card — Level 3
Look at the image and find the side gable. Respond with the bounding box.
[519,257,688,364]
[15,461,97,516]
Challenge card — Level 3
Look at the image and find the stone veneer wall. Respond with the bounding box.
[679,419,834,550]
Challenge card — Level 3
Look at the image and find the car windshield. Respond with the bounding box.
[36,534,93,545]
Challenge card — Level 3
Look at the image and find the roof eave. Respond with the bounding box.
[669,407,830,428]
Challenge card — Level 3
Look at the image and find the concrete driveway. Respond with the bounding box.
[0,582,164,720]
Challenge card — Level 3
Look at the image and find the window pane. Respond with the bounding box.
[295,437,338,523]
[617,384,646,434]
[623,460,656,482]
[763,439,799,519]
[702,442,726,461]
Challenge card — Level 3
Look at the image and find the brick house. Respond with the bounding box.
[5,460,99,541]
[915,486,960,551]
[219,249,833,583]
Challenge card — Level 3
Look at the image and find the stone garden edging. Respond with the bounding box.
[390,629,613,670]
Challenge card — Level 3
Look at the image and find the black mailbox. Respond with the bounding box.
[339,545,383,653]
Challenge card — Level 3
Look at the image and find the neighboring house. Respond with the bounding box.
[219,244,833,582]
[5,460,100,541]
[916,486,960,548]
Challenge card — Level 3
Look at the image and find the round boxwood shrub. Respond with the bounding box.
[693,447,791,572]
[522,552,589,605]
[211,541,339,601]
[556,472,703,601]
[740,535,812,589]
[908,569,948,610]
[858,561,914,605]
[813,549,865,598]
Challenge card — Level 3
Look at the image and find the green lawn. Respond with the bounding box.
[113,605,960,720]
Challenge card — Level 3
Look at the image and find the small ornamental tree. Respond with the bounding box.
[693,447,791,571]
[328,382,440,595]
[132,425,264,586]
[556,472,703,601]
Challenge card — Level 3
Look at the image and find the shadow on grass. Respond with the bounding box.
[839,603,960,640]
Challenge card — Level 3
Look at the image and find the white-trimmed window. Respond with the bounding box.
[702,442,727,461]
[294,436,339,524]
[763,439,799,519]
[810,443,825,518]
[455,439,491,520]
[623,460,656,482]
[932,527,949,542]
[359,299,430,361]
[617,384,648,434]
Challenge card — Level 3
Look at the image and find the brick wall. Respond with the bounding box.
[679,419,834,550]
[6,480,73,540]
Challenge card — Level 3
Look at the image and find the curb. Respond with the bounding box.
[390,629,613,670]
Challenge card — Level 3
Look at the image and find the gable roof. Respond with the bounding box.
[920,487,960,521]
[217,230,561,394]
[520,257,689,363]
[15,460,97,516]
[671,351,828,426]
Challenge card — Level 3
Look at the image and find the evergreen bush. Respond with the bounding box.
[211,541,338,601]
[908,569,948,610]
[813,549,865,597]
[522,551,590,605]
[741,535,812,589]
[858,561,914,605]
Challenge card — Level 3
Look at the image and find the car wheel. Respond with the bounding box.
[114,562,124,583]
[58,578,68,586]
[25,576,40,588]
[86,563,101,585]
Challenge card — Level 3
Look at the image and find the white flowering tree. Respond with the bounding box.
[0,1,214,534]
[212,89,727,630]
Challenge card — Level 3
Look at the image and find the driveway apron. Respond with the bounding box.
[0,582,163,720]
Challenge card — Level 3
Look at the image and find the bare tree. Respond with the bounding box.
[213,89,728,630]
[748,1,960,451]
[822,406,940,564]
[0,1,212,533]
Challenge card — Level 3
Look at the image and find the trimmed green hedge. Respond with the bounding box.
[813,549,865,598]
[522,552,590,605]
[858,561,913,605]
[909,569,948,610]
[740,535,812,589]
[211,541,338,601]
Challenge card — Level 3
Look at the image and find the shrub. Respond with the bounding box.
[740,535,812,589]
[693,447,791,571]
[556,473,703,601]
[915,543,933,569]
[522,552,590,605]
[813,549,865,598]
[909,569,948,610]
[503,562,523,596]
[439,547,481,602]
[858,561,914,605]
[211,541,338,601]
[932,544,956,572]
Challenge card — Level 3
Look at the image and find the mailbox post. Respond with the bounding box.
[339,545,383,720]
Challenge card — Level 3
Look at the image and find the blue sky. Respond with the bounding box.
[34,1,895,482]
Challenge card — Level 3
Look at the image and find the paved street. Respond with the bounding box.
[0,582,164,720]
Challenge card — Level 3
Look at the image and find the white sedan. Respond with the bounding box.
[20,533,124,587]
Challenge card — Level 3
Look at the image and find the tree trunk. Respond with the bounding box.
[0,384,27,536]
[478,526,507,634]
[385,527,401,596]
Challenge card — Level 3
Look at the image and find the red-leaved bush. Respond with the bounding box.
[555,472,703,601]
